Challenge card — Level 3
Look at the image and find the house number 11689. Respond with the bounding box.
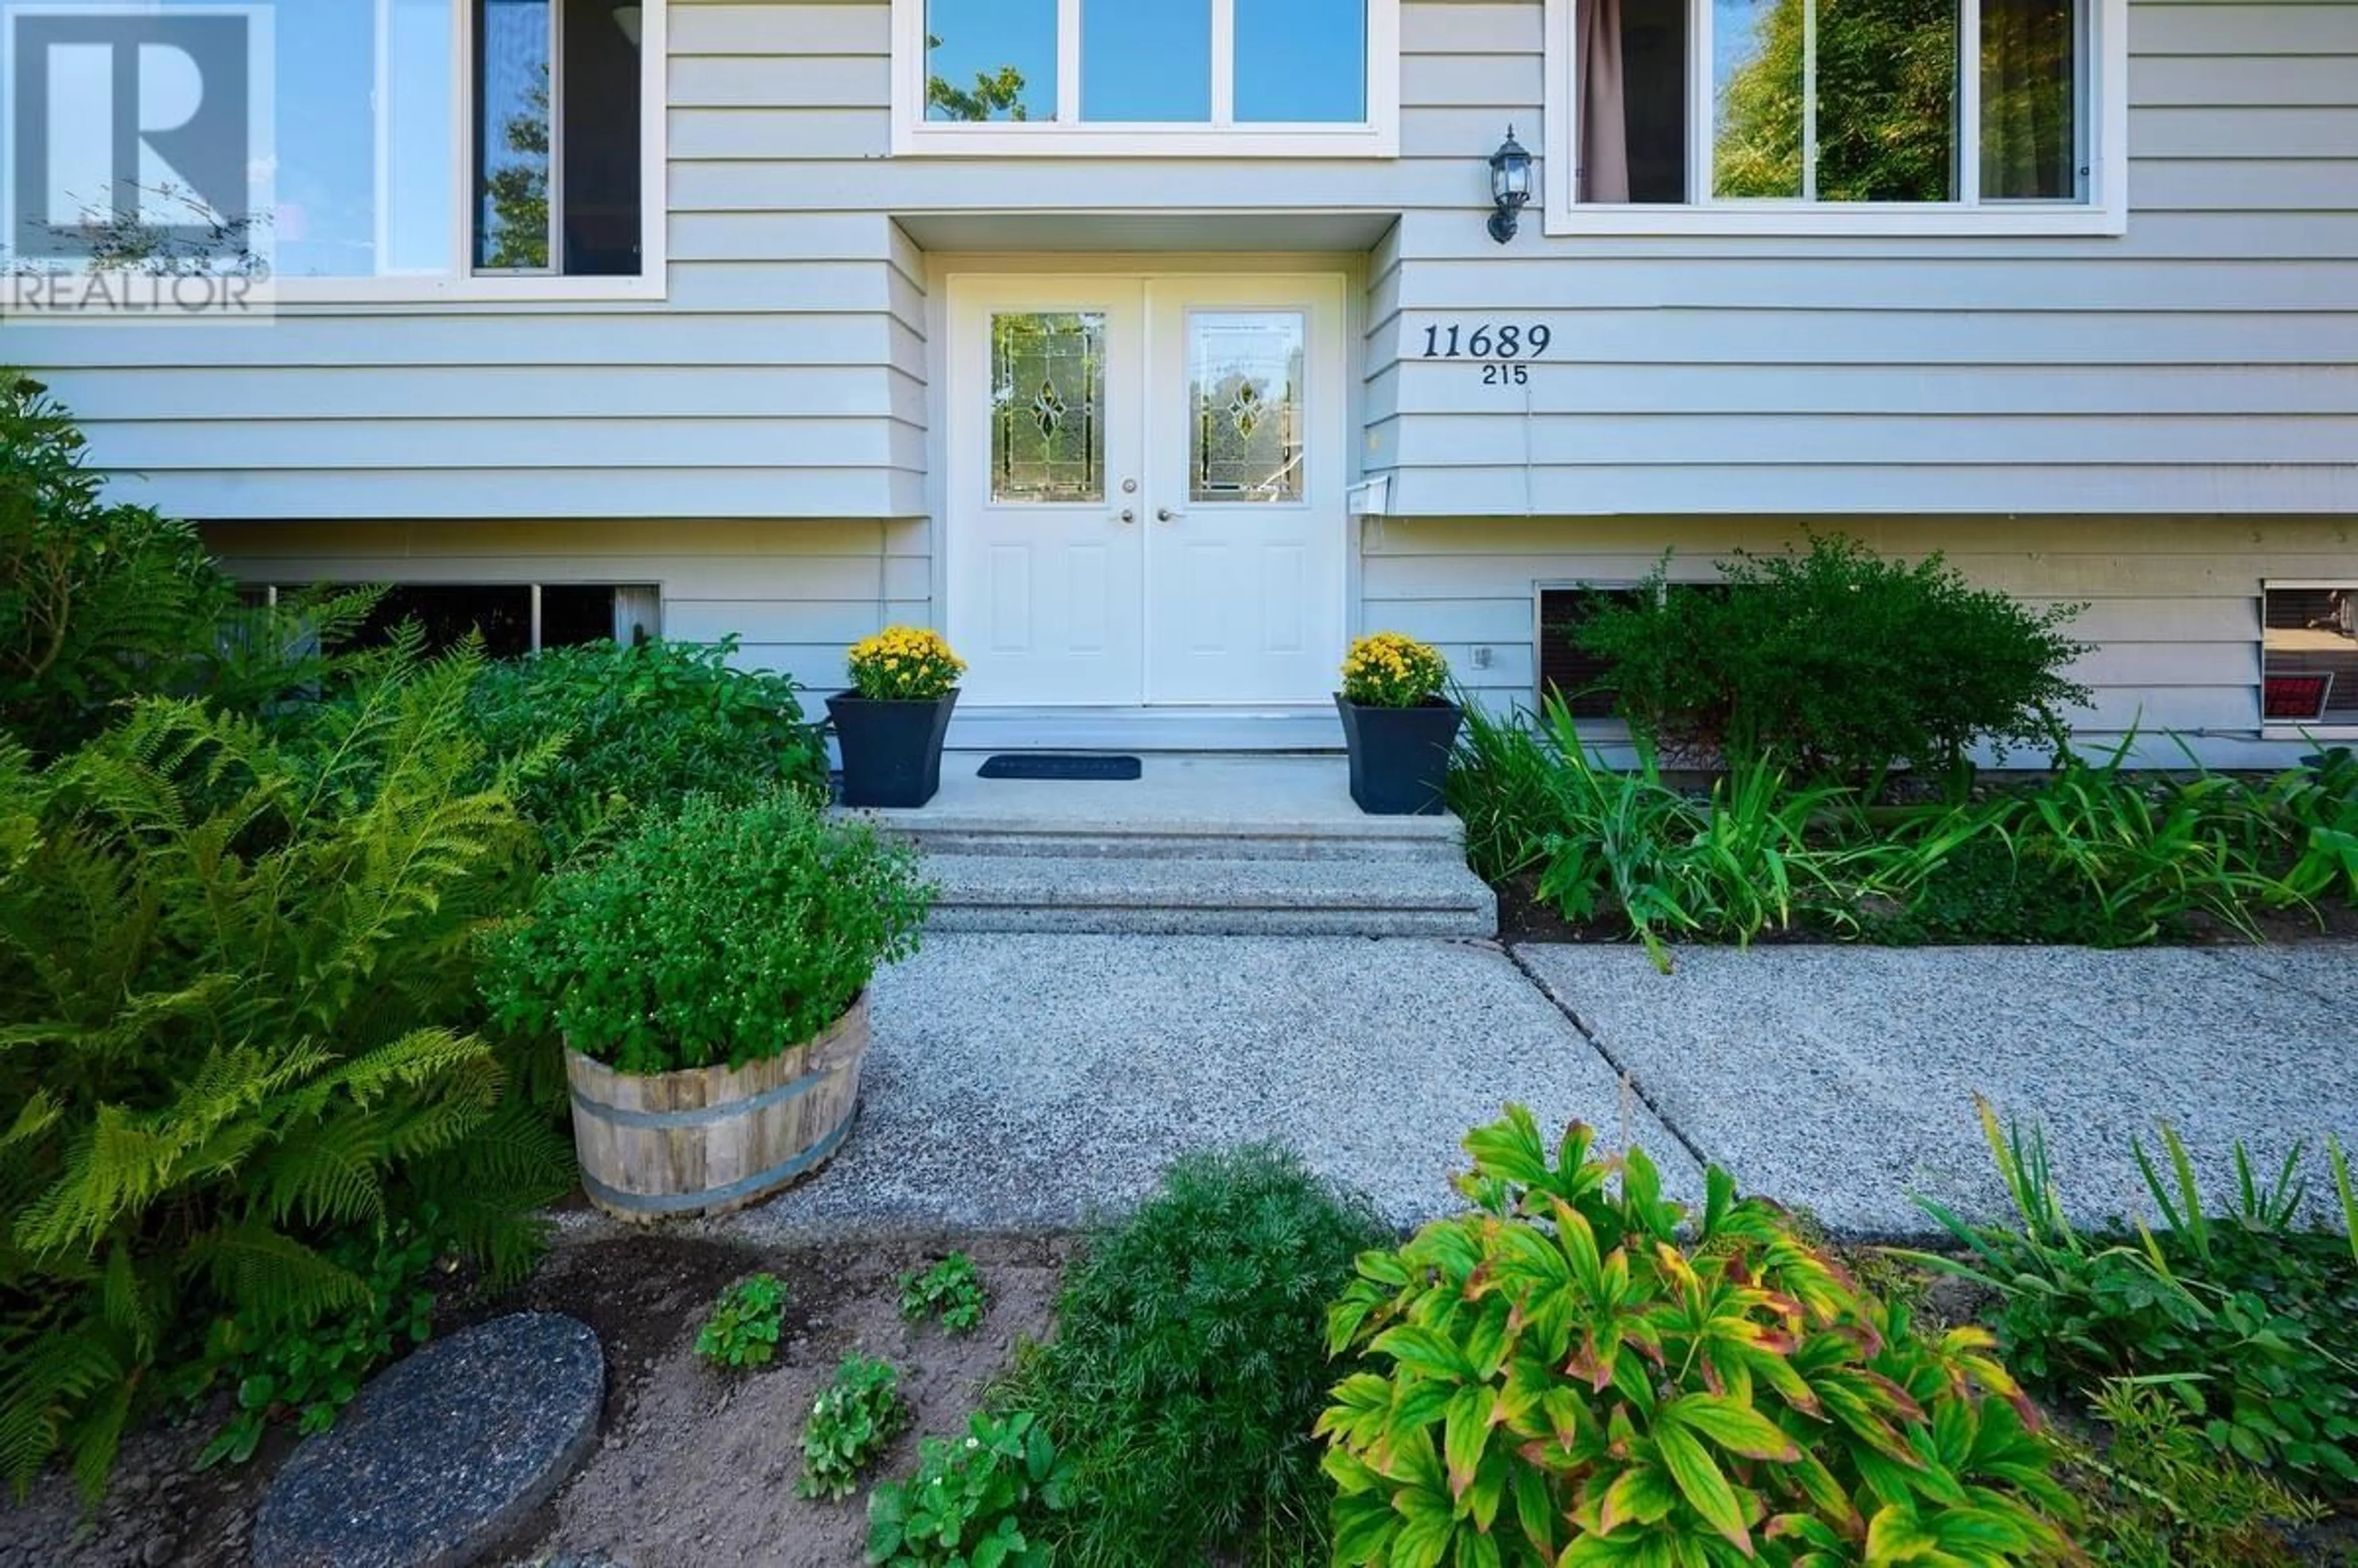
[1420,323,1552,360]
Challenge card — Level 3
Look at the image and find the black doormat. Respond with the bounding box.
[978,754,1143,782]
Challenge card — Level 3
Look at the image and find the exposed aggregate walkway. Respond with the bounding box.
[707,936,2358,1243]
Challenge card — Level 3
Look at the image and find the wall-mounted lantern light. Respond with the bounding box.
[1488,126,1533,244]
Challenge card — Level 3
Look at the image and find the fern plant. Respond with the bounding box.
[0,642,573,1498]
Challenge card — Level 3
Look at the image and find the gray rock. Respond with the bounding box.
[253,1313,603,1568]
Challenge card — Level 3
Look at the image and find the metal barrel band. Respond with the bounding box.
[567,1060,837,1131]
[577,1112,855,1216]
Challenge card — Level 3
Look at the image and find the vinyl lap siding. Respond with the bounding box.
[1371,0,2358,518]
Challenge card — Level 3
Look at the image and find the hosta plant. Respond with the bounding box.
[1319,1106,2076,1567]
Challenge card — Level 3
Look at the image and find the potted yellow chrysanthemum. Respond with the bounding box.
[1336,632,1459,815]
[828,627,967,807]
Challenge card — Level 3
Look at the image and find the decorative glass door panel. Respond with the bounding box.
[1189,312,1305,505]
[992,312,1105,503]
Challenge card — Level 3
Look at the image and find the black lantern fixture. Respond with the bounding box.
[1488,126,1533,244]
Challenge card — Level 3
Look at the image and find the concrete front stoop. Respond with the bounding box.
[847,755,1498,938]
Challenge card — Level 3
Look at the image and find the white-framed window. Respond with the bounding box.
[2263,581,2358,735]
[891,0,1401,158]
[1541,0,2125,235]
[259,0,666,303]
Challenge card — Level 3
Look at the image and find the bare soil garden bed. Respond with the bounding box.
[0,1231,1068,1568]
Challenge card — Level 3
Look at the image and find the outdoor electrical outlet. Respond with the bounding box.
[1471,646,1495,669]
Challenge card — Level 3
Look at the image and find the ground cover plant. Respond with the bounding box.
[184,1217,442,1469]
[899,1252,988,1335]
[2065,1378,2326,1567]
[1915,1107,2358,1492]
[1565,534,2090,783]
[800,1353,908,1500]
[866,1408,1072,1567]
[1006,1144,1392,1568]
[695,1273,790,1370]
[464,635,827,864]
[1320,1106,2077,1567]
[0,641,572,1497]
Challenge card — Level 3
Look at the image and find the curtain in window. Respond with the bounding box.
[1578,0,1631,202]
[1981,0,2075,198]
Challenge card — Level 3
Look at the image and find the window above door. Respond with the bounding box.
[254,0,665,303]
[1541,0,2126,234]
[892,0,1400,157]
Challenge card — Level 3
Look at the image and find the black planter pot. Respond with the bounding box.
[828,689,960,808]
[1336,694,1463,816]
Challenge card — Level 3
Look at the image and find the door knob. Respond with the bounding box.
[1115,508,1135,524]
[1157,507,1183,523]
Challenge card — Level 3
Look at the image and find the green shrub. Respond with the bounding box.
[0,646,571,1497]
[695,1273,790,1370]
[0,376,238,758]
[1915,1106,2358,1490]
[800,1354,909,1500]
[1570,534,2090,783]
[465,636,828,864]
[1012,1144,1391,1568]
[2068,1380,2324,1567]
[898,1252,988,1336]
[867,1408,1072,1567]
[1321,1106,2076,1567]
[481,789,933,1076]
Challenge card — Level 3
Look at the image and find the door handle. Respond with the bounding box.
[1114,508,1135,525]
[1157,507,1185,524]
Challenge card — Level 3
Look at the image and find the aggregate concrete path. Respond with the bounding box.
[713,936,2357,1244]
[1515,944,2358,1236]
[732,934,1697,1238]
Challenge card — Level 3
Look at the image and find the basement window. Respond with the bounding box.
[1538,581,1737,721]
[2263,583,2358,729]
[255,583,660,657]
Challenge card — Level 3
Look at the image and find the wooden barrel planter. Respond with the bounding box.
[564,993,870,1223]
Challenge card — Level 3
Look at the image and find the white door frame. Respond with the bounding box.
[943,269,1352,718]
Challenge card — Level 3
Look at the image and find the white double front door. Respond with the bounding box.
[946,274,1348,709]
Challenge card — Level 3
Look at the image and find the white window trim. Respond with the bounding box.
[890,0,1399,158]
[1540,0,2126,236]
[2262,577,2358,742]
[274,0,667,305]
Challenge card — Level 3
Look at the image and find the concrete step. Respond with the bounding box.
[888,821,1460,863]
[919,852,1500,937]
